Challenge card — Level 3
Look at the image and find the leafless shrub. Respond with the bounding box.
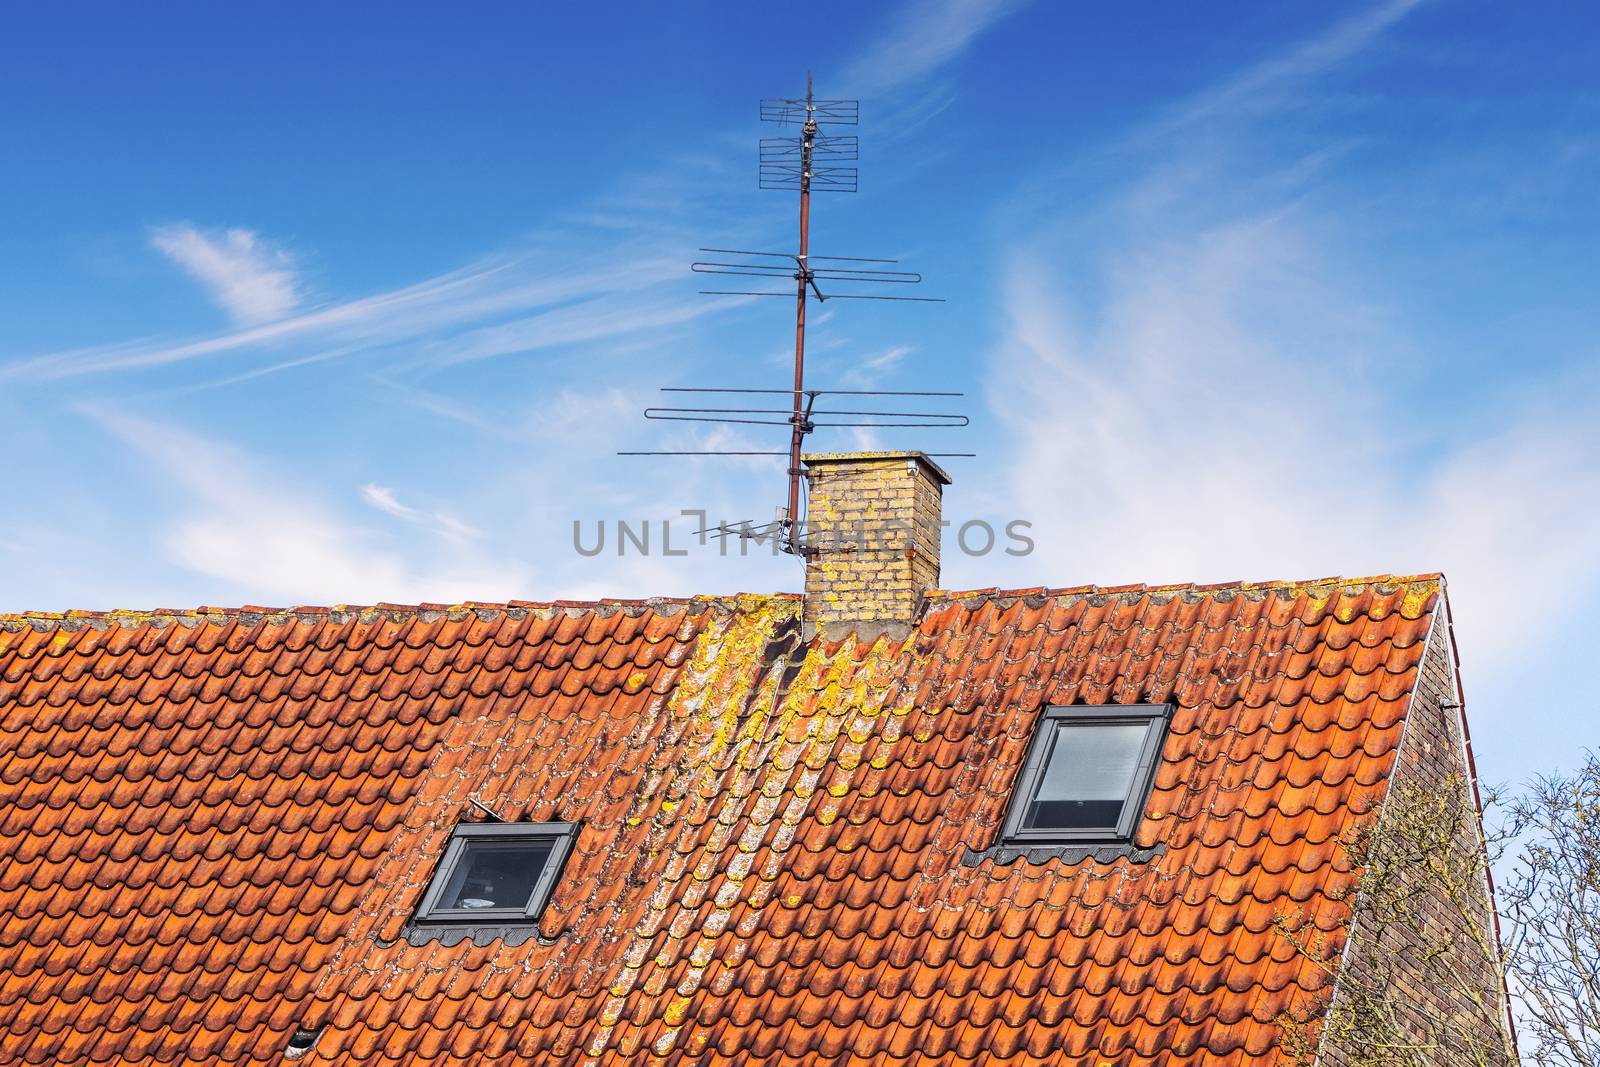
[1501,753,1600,1067]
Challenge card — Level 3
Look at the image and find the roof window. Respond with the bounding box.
[1000,704,1170,844]
[414,821,577,925]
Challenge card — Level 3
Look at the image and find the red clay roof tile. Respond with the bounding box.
[0,576,1448,1064]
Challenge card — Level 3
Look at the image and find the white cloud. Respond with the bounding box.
[149,225,302,325]
[360,483,481,542]
[83,408,529,605]
[3,233,714,386]
[360,483,419,521]
[861,343,914,375]
[990,230,1600,663]
[834,344,914,390]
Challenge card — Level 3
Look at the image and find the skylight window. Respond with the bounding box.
[414,822,577,925]
[1000,704,1171,844]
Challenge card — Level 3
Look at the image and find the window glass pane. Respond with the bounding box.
[438,841,552,911]
[1025,722,1148,830]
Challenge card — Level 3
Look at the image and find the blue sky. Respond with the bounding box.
[2,1,1597,785]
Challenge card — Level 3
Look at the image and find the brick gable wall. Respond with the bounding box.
[1316,614,1515,1066]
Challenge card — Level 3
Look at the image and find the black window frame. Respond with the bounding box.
[413,821,579,926]
[999,703,1172,845]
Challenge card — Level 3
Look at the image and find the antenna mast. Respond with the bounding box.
[623,76,964,557]
[785,72,818,556]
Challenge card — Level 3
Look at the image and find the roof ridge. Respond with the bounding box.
[1,573,1444,628]
[0,592,804,628]
[926,572,1443,602]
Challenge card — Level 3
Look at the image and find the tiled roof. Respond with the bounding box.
[0,575,1444,1065]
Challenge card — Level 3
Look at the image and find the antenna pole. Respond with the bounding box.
[785,73,816,554]
[631,85,958,541]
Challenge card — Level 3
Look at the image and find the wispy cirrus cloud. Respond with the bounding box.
[835,343,914,390]
[992,227,1600,659]
[1165,0,1425,129]
[360,483,481,543]
[149,224,302,325]
[0,256,502,382]
[838,0,1029,96]
[0,241,705,385]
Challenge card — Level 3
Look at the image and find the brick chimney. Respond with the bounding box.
[801,451,950,642]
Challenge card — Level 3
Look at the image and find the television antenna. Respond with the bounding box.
[622,74,969,556]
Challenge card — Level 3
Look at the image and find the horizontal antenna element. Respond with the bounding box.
[661,387,964,396]
[644,405,968,428]
[618,450,978,458]
[760,98,858,125]
[692,249,943,303]
[761,134,857,192]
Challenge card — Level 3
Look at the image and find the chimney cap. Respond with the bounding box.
[801,450,952,486]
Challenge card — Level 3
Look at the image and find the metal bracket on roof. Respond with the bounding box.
[467,798,505,822]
